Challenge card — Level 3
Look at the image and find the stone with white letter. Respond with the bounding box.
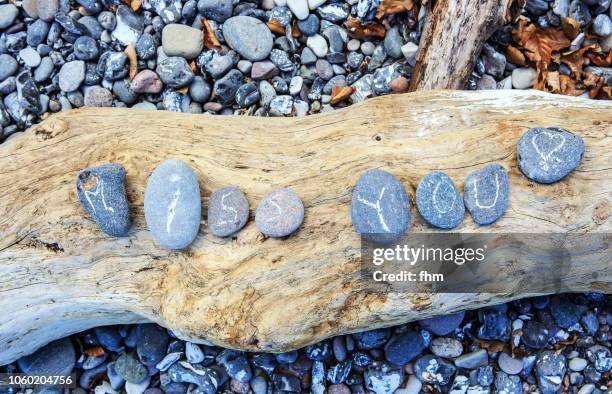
[208,186,249,237]
[351,169,411,244]
[463,164,509,225]
[517,126,584,184]
[144,160,201,249]
[76,163,131,237]
[255,188,304,238]
[416,171,464,229]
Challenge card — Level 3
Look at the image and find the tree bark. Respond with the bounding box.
[409,0,524,91]
[0,90,610,365]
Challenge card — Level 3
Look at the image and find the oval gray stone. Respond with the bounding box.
[144,160,201,249]
[463,164,509,225]
[351,169,410,244]
[222,16,274,61]
[76,163,131,237]
[416,171,464,229]
[517,126,585,184]
[18,338,76,376]
[255,188,304,238]
[207,186,249,237]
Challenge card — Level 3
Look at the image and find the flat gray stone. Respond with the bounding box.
[0,4,18,29]
[144,160,201,249]
[255,188,304,238]
[517,126,584,184]
[59,60,86,92]
[208,186,249,237]
[77,163,131,237]
[222,16,274,61]
[18,338,75,376]
[351,169,410,244]
[416,171,464,229]
[162,24,204,59]
[454,349,488,369]
[463,164,509,225]
[498,353,523,375]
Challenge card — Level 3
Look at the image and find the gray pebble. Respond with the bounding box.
[269,95,293,116]
[384,27,404,59]
[454,349,488,369]
[73,36,99,61]
[235,82,260,108]
[0,4,18,29]
[18,338,75,376]
[84,86,113,107]
[112,5,144,45]
[251,61,280,80]
[0,55,18,82]
[213,69,243,106]
[463,164,509,225]
[207,186,249,237]
[197,0,233,22]
[27,20,50,47]
[144,160,201,250]
[222,16,274,61]
[255,188,304,237]
[59,60,85,92]
[115,353,149,384]
[189,76,211,102]
[351,169,410,244]
[416,171,464,229]
[162,24,204,59]
[517,126,584,183]
[76,163,131,236]
[498,353,523,375]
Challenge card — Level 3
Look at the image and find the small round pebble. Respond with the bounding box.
[84,86,113,107]
[517,126,585,184]
[208,186,249,237]
[416,171,465,229]
[463,163,510,225]
[255,188,304,238]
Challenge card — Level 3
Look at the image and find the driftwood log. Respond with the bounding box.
[0,90,611,365]
[410,0,524,90]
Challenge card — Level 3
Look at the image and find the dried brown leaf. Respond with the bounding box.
[131,0,141,12]
[292,19,301,38]
[330,85,355,105]
[474,338,509,353]
[375,0,415,19]
[124,42,138,80]
[506,45,526,66]
[84,346,106,357]
[513,17,570,64]
[267,19,285,35]
[201,18,221,50]
[560,17,580,39]
[559,74,586,96]
[344,18,386,39]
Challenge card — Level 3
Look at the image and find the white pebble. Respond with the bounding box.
[274,0,287,6]
[512,319,524,330]
[125,377,150,394]
[19,47,41,68]
[569,357,588,372]
[497,76,512,90]
[361,41,375,55]
[307,34,328,58]
[511,67,536,89]
[289,76,303,95]
[401,42,419,66]
[94,381,118,394]
[347,39,360,51]
[577,384,595,394]
[287,0,309,20]
[262,0,275,9]
[186,342,205,364]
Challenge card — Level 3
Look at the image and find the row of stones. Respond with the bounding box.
[353,126,585,243]
[77,159,305,249]
[76,126,584,248]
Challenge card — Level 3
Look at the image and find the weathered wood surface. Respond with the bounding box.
[410,0,524,90]
[0,90,611,365]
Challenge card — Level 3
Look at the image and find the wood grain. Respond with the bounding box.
[410,0,524,90]
[0,90,610,365]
